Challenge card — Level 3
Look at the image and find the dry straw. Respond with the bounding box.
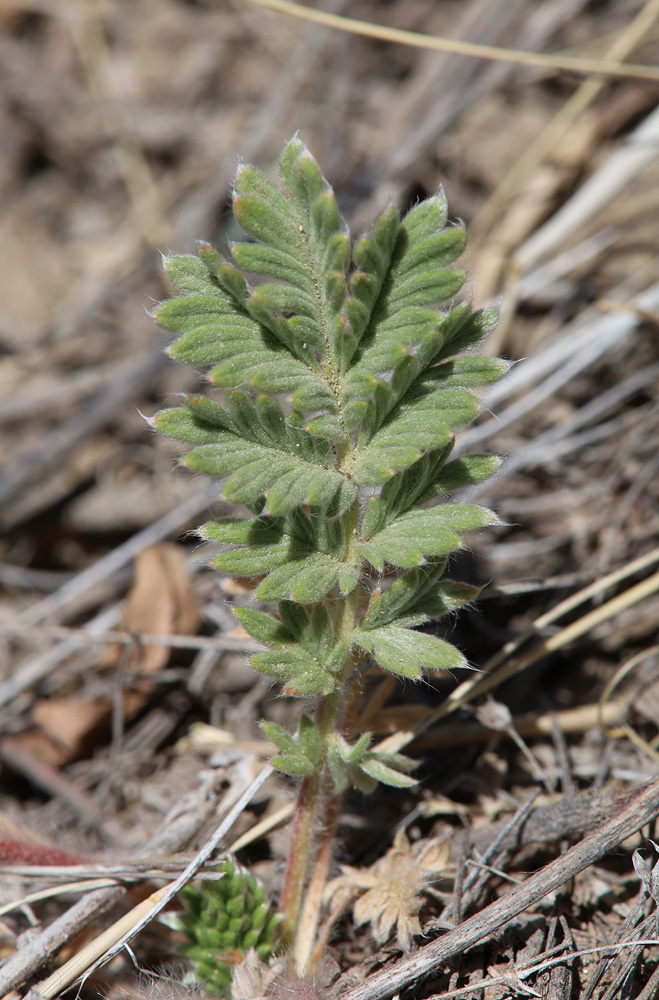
[245,0,659,83]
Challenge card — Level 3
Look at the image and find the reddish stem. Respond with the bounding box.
[0,838,88,867]
[279,774,321,947]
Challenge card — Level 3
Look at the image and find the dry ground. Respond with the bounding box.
[1,1,659,998]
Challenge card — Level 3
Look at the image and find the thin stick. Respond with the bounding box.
[470,0,659,243]
[494,364,659,484]
[441,791,540,923]
[598,645,659,735]
[0,771,228,996]
[0,351,167,515]
[244,0,659,82]
[0,880,119,919]
[422,940,659,1000]
[70,1,171,247]
[460,281,659,452]
[228,802,294,853]
[376,565,659,755]
[0,621,263,655]
[19,490,212,626]
[479,279,659,414]
[340,775,659,1000]
[35,765,273,998]
[517,104,659,270]
[0,603,121,711]
[36,886,171,1000]
[411,698,627,752]
[483,546,659,675]
[0,803,294,918]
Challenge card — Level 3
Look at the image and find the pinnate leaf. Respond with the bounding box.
[418,355,510,390]
[201,519,291,576]
[298,714,322,765]
[233,606,289,647]
[159,256,333,406]
[359,754,418,789]
[184,435,354,516]
[255,553,342,603]
[431,454,502,495]
[279,602,336,659]
[261,720,301,757]
[353,625,465,679]
[232,138,350,371]
[251,648,336,697]
[363,561,479,629]
[262,715,322,776]
[359,504,499,570]
[354,412,453,486]
[235,603,346,696]
[153,136,507,762]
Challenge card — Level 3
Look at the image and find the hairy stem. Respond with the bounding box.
[291,670,366,970]
[294,790,342,974]
[281,493,362,966]
[279,771,322,951]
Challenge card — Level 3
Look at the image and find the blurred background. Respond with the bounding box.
[1,0,658,575]
[1,0,659,985]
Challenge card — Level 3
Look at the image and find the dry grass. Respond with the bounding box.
[0,0,659,997]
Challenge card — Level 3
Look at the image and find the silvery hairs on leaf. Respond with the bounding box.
[153,135,506,788]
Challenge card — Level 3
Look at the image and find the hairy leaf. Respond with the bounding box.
[298,714,322,765]
[159,257,336,409]
[359,504,499,569]
[154,136,507,806]
[353,412,453,486]
[262,716,323,776]
[434,306,499,358]
[359,754,418,789]
[261,720,301,757]
[361,444,454,538]
[236,604,346,694]
[255,553,343,603]
[431,454,502,495]
[183,434,354,516]
[233,606,291,647]
[418,355,510,390]
[231,138,350,372]
[345,204,400,356]
[251,648,336,696]
[362,561,479,629]
[201,519,291,576]
[279,602,335,657]
[353,625,465,678]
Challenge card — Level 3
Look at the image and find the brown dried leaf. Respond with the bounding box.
[23,545,201,765]
[0,731,68,770]
[231,949,286,1000]
[327,830,450,952]
[117,542,200,676]
[0,199,73,346]
[32,695,111,760]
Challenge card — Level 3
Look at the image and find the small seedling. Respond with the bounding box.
[176,858,279,995]
[153,136,505,976]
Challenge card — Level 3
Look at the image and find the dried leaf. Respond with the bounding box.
[24,545,200,766]
[120,542,200,675]
[326,830,450,951]
[231,950,286,1000]
[32,696,111,761]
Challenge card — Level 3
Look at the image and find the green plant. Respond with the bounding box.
[177,858,279,995]
[153,136,505,973]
